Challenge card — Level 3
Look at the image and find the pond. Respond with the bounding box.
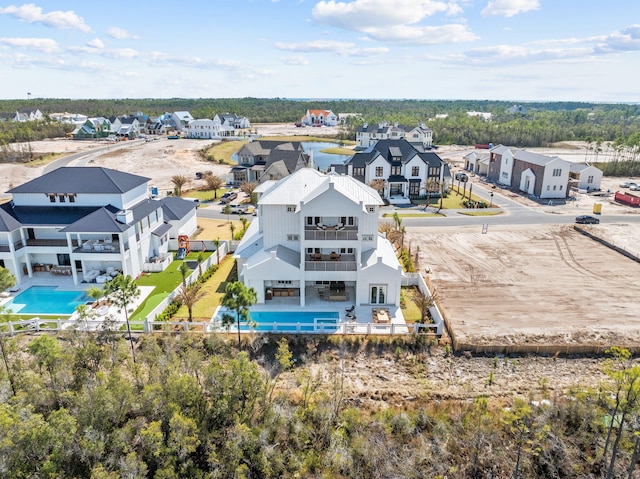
[231,141,352,172]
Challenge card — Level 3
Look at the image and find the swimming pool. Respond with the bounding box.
[6,286,91,315]
[216,310,340,333]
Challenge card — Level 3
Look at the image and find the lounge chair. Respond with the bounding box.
[345,305,355,314]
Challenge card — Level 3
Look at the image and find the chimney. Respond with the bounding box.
[116,210,133,224]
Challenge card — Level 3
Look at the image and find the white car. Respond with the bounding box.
[619,181,630,188]
[229,203,249,214]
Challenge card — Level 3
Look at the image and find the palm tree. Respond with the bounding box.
[171,174,189,197]
[221,281,257,348]
[102,274,140,363]
[213,237,221,265]
[179,261,191,288]
[204,174,225,198]
[176,283,206,322]
[239,216,248,233]
[229,222,236,241]
[196,251,205,278]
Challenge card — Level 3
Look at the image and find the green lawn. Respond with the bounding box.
[457,211,504,216]
[319,146,355,155]
[382,212,445,218]
[204,139,248,164]
[185,189,232,202]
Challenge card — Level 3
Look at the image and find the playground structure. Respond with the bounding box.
[176,235,206,260]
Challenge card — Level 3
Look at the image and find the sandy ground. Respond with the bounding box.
[409,223,640,347]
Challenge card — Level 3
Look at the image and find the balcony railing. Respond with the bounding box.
[25,239,79,247]
[304,228,358,241]
[73,241,123,254]
[305,261,357,271]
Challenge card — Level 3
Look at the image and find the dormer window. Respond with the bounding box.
[68,194,76,203]
[58,194,65,203]
[48,194,56,203]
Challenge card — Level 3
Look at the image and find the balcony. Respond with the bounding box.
[25,239,79,247]
[305,253,357,271]
[73,240,124,254]
[304,226,358,241]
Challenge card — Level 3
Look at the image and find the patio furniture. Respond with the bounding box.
[330,252,340,261]
[84,270,100,282]
[345,305,355,314]
[375,308,391,323]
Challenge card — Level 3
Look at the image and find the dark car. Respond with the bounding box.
[455,172,468,182]
[575,215,600,224]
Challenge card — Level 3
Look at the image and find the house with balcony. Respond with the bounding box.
[213,113,250,131]
[234,169,403,307]
[0,167,197,286]
[356,122,433,148]
[300,109,338,127]
[231,140,308,184]
[343,138,449,203]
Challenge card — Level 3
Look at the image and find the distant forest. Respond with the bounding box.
[2,98,640,149]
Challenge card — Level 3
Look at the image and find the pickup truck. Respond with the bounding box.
[220,191,238,204]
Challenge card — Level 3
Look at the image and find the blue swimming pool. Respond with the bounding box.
[6,286,91,315]
[217,310,340,333]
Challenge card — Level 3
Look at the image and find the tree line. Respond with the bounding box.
[0,329,638,478]
[2,98,640,147]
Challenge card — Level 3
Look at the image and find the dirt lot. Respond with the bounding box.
[409,223,640,348]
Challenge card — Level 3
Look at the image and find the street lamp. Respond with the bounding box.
[489,192,494,207]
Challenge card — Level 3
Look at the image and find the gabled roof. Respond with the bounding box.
[152,222,172,237]
[259,168,382,207]
[159,197,198,220]
[513,149,563,167]
[1,204,117,227]
[8,167,149,195]
[60,207,130,233]
[264,149,308,173]
[0,207,22,232]
[569,162,597,173]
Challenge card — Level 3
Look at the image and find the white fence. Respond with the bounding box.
[402,273,444,335]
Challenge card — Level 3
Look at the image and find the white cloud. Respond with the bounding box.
[0,3,91,32]
[86,38,104,49]
[107,26,139,40]
[593,24,640,54]
[274,39,389,56]
[0,37,59,53]
[281,55,310,65]
[311,0,471,44]
[481,0,540,18]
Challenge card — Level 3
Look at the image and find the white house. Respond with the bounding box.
[171,111,194,131]
[356,122,432,148]
[234,169,403,307]
[463,151,489,176]
[231,140,309,184]
[300,109,338,127]
[487,145,572,199]
[214,113,250,130]
[15,108,44,122]
[0,167,198,286]
[344,139,449,202]
[185,119,220,139]
[569,163,603,191]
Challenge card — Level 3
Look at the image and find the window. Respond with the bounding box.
[68,194,75,203]
[587,175,594,184]
[287,234,299,241]
[547,185,550,190]
[347,217,355,226]
[553,185,557,190]
[57,253,71,266]
[502,171,508,178]
[307,248,313,254]
[375,166,383,176]
[412,166,419,176]
[58,194,65,203]
[429,166,440,177]
[353,167,365,176]
[286,205,295,212]
[306,217,313,226]
[552,168,562,177]
[391,165,401,175]
[559,185,563,190]
[362,235,374,241]
[277,280,292,285]
[49,194,56,203]
[413,133,419,139]
[367,206,375,213]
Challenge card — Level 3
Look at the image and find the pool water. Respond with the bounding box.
[218,310,340,333]
[6,286,91,315]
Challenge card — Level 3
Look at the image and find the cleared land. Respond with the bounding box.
[410,223,640,349]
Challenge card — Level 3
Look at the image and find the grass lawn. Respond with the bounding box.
[204,139,248,164]
[184,189,233,202]
[174,255,237,320]
[319,146,356,155]
[457,210,504,216]
[401,287,422,323]
[195,217,247,241]
[382,212,445,218]
[130,259,196,320]
[24,152,65,168]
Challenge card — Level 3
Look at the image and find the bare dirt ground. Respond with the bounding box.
[409,223,640,348]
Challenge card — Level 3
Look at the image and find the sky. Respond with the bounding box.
[0,0,639,102]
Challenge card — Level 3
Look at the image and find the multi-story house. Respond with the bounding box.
[487,145,571,199]
[171,111,194,131]
[72,117,112,139]
[231,141,309,184]
[300,109,338,126]
[343,139,449,202]
[213,113,250,130]
[0,167,197,286]
[185,119,219,139]
[234,168,403,307]
[356,122,433,148]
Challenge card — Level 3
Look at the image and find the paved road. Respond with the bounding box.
[196,181,640,227]
[43,139,143,173]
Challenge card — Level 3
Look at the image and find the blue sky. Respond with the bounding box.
[1,1,639,102]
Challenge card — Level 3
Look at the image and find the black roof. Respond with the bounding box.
[152,222,172,237]
[346,139,444,168]
[60,207,129,233]
[0,203,117,227]
[0,207,22,232]
[8,167,149,195]
[160,197,197,221]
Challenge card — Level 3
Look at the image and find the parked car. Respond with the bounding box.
[220,191,238,204]
[229,203,249,214]
[575,215,600,224]
[455,172,469,182]
[619,181,630,188]
[630,184,640,191]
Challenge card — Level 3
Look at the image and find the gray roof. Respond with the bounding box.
[0,207,22,232]
[152,222,172,237]
[160,197,197,221]
[8,167,149,195]
[264,149,308,173]
[0,203,117,227]
[60,207,130,233]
